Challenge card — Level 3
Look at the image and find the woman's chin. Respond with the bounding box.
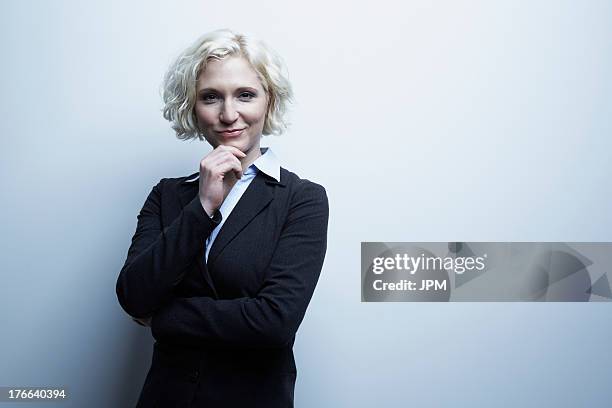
[218,140,244,150]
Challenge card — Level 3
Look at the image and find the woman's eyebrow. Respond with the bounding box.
[198,86,258,94]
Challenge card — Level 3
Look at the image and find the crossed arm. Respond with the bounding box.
[116,179,329,348]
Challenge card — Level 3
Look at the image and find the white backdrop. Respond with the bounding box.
[1,0,611,406]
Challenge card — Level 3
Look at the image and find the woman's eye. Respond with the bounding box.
[200,94,217,102]
[239,92,255,100]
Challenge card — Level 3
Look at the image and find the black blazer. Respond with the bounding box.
[116,166,329,407]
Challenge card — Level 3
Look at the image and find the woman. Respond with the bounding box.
[116,29,329,407]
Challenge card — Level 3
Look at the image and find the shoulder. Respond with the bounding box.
[152,168,328,204]
[151,171,199,190]
[280,167,328,206]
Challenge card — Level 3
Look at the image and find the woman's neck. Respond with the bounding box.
[240,144,262,172]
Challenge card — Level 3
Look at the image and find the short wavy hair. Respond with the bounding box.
[161,29,294,141]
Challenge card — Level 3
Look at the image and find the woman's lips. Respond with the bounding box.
[218,128,244,137]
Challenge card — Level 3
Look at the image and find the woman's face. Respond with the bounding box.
[195,55,268,155]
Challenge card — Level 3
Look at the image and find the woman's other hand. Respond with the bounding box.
[198,145,246,216]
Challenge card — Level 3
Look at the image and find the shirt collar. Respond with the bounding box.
[184,147,280,183]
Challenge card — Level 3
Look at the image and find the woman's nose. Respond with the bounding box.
[219,101,239,123]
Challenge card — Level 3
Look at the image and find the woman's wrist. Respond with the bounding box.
[199,198,216,218]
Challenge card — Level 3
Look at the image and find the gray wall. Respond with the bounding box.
[1,0,611,406]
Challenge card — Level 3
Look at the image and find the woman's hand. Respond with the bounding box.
[198,145,246,216]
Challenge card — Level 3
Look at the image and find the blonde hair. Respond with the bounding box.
[161,29,294,141]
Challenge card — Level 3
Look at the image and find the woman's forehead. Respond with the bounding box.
[197,56,263,89]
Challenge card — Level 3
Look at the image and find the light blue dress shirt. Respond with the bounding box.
[184,147,281,262]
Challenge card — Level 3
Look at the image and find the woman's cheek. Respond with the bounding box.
[196,107,218,126]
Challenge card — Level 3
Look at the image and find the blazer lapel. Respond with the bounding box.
[206,171,279,271]
[176,170,282,296]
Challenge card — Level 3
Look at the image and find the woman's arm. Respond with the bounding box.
[151,182,329,348]
[116,179,221,319]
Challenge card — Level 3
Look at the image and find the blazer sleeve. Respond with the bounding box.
[116,178,221,319]
[150,182,329,349]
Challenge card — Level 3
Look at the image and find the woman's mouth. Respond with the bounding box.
[218,128,245,137]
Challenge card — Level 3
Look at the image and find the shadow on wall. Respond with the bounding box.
[110,314,154,407]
